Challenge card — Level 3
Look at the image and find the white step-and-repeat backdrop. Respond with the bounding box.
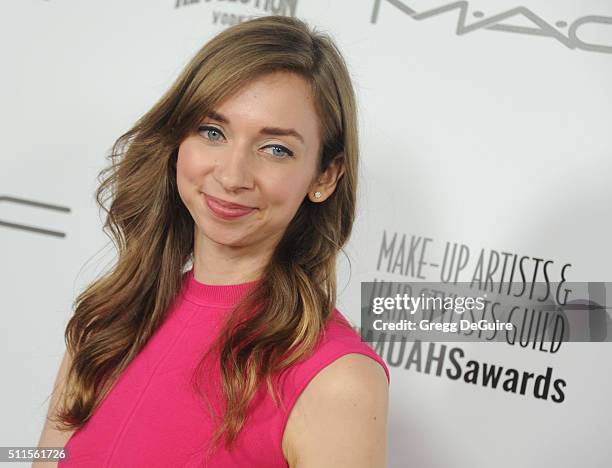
[2,1,611,467]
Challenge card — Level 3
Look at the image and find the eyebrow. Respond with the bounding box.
[204,110,305,144]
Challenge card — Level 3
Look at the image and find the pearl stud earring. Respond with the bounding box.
[314,191,322,199]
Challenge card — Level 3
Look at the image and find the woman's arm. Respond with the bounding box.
[33,348,76,467]
[282,353,390,467]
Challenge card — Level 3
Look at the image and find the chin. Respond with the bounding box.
[199,226,247,246]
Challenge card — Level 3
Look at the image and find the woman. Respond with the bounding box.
[37,15,390,467]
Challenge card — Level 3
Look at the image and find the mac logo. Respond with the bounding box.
[371,0,612,55]
[0,195,70,238]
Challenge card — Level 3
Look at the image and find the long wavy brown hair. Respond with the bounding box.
[53,14,360,454]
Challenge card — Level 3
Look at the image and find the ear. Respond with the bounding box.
[307,153,346,203]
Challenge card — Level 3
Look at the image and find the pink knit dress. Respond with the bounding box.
[58,269,390,467]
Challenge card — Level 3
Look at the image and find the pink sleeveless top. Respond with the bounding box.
[59,269,390,467]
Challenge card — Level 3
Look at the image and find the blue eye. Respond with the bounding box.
[197,125,294,159]
[198,125,225,142]
[263,144,294,158]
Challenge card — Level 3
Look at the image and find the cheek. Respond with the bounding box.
[176,144,205,210]
[176,143,203,188]
[264,170,312,208]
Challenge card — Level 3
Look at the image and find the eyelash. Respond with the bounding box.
[197,125,294,158]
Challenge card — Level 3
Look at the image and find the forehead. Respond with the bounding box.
[211,72,321,146]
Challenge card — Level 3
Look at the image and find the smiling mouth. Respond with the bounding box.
[203,194,257,220]
[204,194,255,210]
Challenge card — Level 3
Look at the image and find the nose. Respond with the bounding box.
[213,142,254,192]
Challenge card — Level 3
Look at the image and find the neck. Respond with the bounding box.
[192,229,276,285]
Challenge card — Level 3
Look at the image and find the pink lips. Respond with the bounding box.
[203,194,256,220]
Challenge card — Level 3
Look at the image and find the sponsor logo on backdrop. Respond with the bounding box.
[174,0,298,26]
[371,0,612,55]
[357,230,612,404]
[0,195,70,238]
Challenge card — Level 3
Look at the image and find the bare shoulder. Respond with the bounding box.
[282,353,389,468]
[34,348,77,467]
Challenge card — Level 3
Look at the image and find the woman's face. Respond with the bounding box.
[176,71,329,251]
